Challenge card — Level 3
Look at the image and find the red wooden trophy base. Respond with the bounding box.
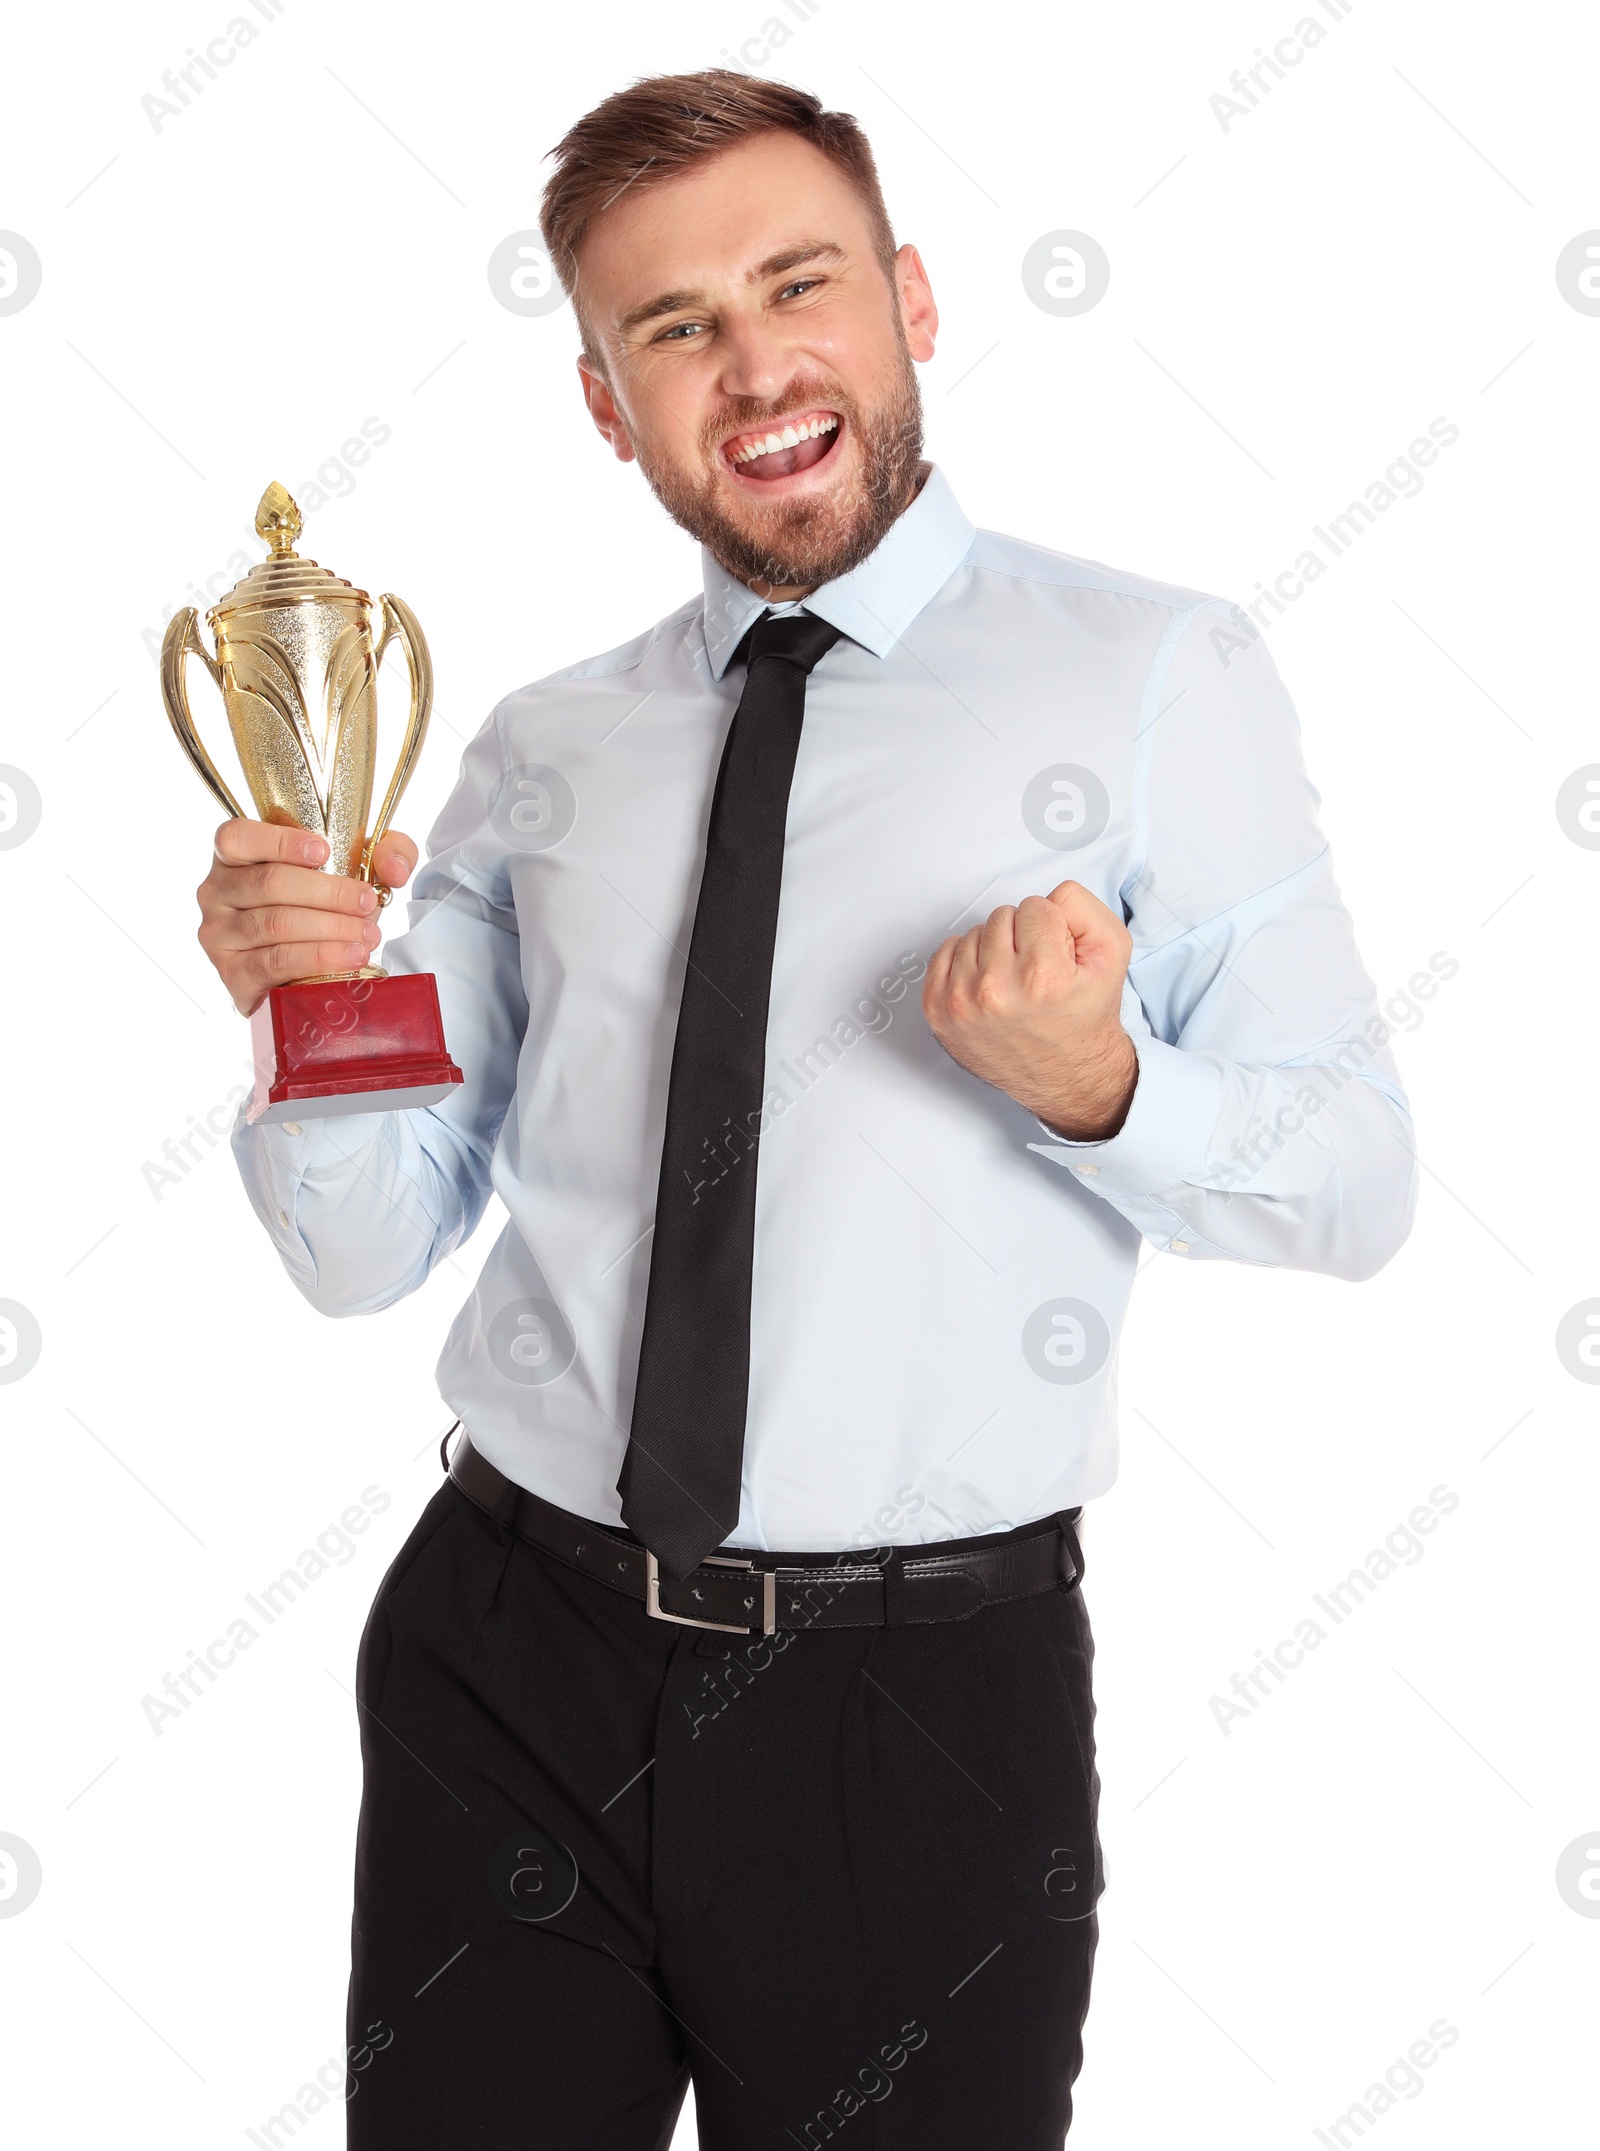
[247,971,464,1125]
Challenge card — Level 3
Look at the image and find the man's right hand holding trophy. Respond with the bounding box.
[196,818,419,1018]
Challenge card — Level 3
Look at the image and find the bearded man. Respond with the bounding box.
[199,70,1415,2151]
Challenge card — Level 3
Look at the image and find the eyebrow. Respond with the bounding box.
[614,241,849,338]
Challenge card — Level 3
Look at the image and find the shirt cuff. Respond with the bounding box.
[1026,1035,1224,1200]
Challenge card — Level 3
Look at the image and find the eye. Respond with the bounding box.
[778,277,823,301]
[656,320,707,343]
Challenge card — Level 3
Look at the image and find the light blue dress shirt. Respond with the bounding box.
[232,465,1415,1550]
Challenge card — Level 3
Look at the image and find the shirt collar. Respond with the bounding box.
[699,462,976,681]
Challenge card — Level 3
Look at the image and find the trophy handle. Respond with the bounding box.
[159,609,249,821]
[364,593,434,888]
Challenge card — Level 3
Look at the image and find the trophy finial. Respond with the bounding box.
[255,481,302,558]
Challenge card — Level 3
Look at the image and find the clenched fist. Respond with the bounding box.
[196,819,419,1016]
[922,879,1137,1141]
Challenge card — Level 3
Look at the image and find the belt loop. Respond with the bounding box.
[488,1476,518,1546]
[882,1547,908,1628]
[1054,1508,1084,1590]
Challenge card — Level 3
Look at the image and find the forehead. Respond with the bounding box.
[574,131,877,320]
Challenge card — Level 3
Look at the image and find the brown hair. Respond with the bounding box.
[539,70,898,365]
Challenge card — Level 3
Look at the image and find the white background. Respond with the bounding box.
[1,0,1595,2143]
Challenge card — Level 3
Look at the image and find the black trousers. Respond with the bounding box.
[345,1478,1103,2149]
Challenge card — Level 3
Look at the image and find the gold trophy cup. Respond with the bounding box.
[160,482,463,1123]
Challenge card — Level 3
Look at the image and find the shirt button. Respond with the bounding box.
[1170,1239,1190,1253]
[282,1121,301,1136]
[1077,1162,1100,1176]
[277,1210,290,1227]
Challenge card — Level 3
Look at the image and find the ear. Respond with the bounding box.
[576,355,637,463]
[894,243,939,363]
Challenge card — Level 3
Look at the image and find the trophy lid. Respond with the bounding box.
[208,482,371,623]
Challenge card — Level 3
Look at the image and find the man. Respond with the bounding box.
[200,71,1415,2151]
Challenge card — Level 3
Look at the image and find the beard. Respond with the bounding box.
[625,330,926,594]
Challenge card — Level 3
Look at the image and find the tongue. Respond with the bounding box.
[743,430,834,480]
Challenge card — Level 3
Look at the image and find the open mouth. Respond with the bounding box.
[721,409,842,483]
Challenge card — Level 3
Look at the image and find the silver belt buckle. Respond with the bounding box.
[644,1551,777,1636]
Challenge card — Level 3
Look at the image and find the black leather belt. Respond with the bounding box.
[445,1430,1082,1634]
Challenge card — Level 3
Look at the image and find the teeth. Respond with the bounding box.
[730,414,839,465]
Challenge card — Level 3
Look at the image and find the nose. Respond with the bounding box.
[713,308,796,407]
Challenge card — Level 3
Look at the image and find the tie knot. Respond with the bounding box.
[742,609,843,676]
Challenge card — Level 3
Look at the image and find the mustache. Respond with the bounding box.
[704,385,850,453]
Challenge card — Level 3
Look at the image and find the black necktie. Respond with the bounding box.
[618,609,844,1578]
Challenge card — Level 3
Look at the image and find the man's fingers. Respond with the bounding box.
[1014,892,1071,962]
[261,935,375,981]
[209,818,418,889]
[213,817,329,869]
[945,924,983,993]
[198,820,418,1014]
[213,905,383,955]
[235,936,376,994]
[977,904,1019,967]
[371,830,418,889]
[1046,877,1115,931]
[1046,878,1130,959]
[922,936,957,999]
[223,861,379,914]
